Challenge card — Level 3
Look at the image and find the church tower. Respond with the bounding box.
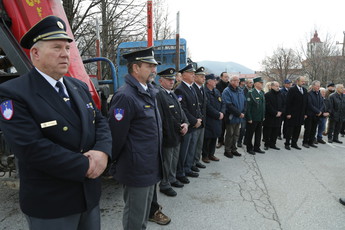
[307,30,322,56]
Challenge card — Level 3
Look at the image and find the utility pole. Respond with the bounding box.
[336,31,345,56]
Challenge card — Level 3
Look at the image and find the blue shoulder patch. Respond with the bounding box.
[114,108,125,121]
[1,100,14,120]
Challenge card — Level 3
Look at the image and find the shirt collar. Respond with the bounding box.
[182,81,193,88]
[35,67,65,93]
[139,82,148,91]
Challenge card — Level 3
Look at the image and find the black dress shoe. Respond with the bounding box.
[191,166,200,172]
[224,152,233,158]
[270,145,280,150]
[302,143,309,148]
[186,171,199,178]
[339,198,345,206]
[254,149,265,154]
[232,151,242,157]
[196,162,206,168]
[309,143,318,148]
[160,188,177,197]
[171,181,184,188]
[333,139,343,144]
[285,145,291,150]
[177,176,190,184]
[264,146,269,150]
[317,139,326,144]
[247,150,256,155]
[291,144,301,150]
[328,139,333,143]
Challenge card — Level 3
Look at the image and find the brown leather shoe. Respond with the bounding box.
[149,206,171,225]
[202,157,210,163]
[209,155,220,161]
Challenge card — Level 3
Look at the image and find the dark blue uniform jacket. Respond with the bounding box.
[108,74,162,187]
[0,68,112,219]
[204,87,225,138]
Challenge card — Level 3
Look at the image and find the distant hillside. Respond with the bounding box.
[197,60,254,75]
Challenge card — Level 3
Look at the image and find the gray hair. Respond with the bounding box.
[270,81,279,87]
[229,75,239,82]
[336,84,344,89]
[319,87,326,92]
[311,80,320,86]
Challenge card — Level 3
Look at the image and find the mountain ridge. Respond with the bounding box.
[196,60,254,75]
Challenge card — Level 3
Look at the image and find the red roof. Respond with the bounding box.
[310,30,321,43]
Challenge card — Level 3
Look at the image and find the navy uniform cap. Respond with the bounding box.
[158,68,176,79]
[123,47,159,65]
[284,79,292,84]
[327,82,335,87]
[240,78,245,82]
[179,63,195,73]
[195,67,206,75]
[205,74,216,81]
[253,77,263,83]
[20,15,73,49]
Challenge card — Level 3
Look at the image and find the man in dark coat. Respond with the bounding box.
[0,16,111,229]
[216,72,229,148]
[245,77,266,155]
[328,84,345,143]
[284,76,308,150]
[263,81,283,150]
[315,87,329,144]
[278,79,292,139]
[202,74,225,162]
[174,64,202,183]
[191,67,207,170]
[156,68,189,197]
[302,80,324,148]
[108,47,162,230]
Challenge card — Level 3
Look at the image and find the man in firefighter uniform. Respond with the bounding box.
[0,16,111,230]
[156,68,189,197]
[108,47,162,230]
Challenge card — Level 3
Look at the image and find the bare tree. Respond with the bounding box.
[260,46,301,84]
[153,0,174,40]
[298,30,345,85]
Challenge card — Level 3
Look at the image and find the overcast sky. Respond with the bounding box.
[166,0,345,71]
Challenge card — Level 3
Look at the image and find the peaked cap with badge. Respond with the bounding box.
[178,63,195,73]
[205,74,216,81]
[240,78,245,83]
[122,47,159,65]
[158,68,176,79]
[195,67,206,75]
[20,15,73,49]
[253,77,264,83]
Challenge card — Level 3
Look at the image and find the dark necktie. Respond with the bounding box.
[190,86,197,97]
[56,81,71,107]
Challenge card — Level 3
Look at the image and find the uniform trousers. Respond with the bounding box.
[184,128,202,172]
[218,119,226,144]
[149,185,160,217]
[159,144,180,190]
[303,116,319,145]
[193,128,205,165]
[123,185,154,230]
[263,126,280,147]
[25,205,100,230]
[328,119,342,141]
[285,125,302,146]
[224,123,240,153]
[316,117,326,140]
[202,138,217,158]
[176,130,197,177]
[245,121,263,151]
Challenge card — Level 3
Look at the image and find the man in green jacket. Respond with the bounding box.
[245,77,266,155]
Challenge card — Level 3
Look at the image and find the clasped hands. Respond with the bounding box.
[84,150,108,179]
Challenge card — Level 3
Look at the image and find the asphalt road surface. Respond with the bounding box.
[1,136,345,230]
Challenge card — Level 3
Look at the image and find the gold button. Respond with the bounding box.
[93,120,95,124]
[63,126,68,131]
[80,149,83,152]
